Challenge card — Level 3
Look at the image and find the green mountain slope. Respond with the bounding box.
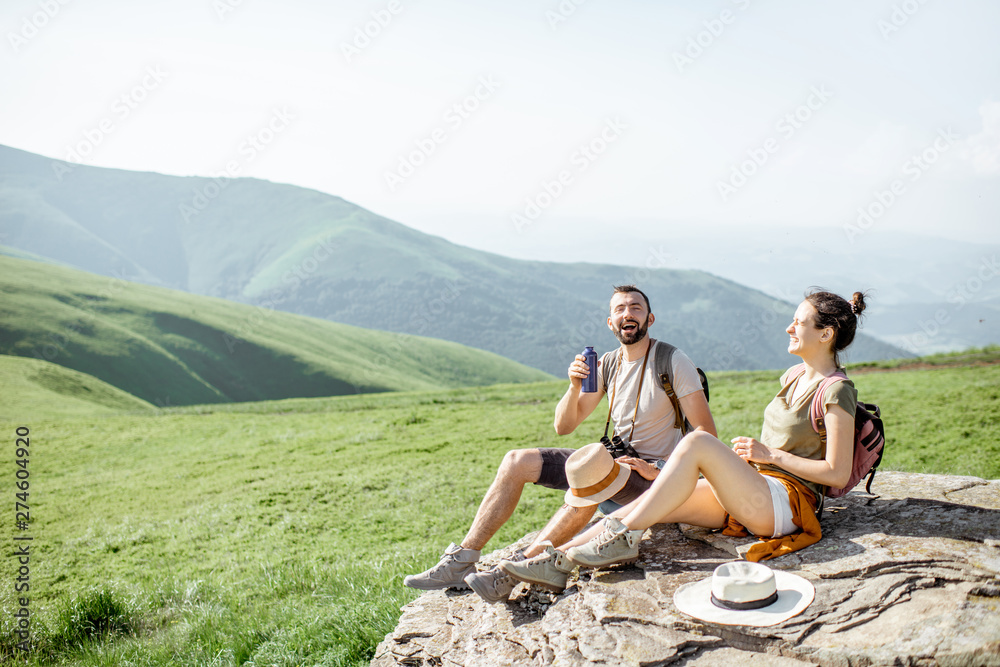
[0,353,155,420]
[0,255,552,406]
[0,144,909,373]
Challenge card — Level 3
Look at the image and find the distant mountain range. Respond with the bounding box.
[0,144,908,375]
[459,217,1000,355]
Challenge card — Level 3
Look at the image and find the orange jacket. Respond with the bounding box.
[722,470,822,561]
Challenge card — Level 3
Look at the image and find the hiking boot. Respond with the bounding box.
[465,549,525,603]
[403,543,481,590]
[499,543,575,593]
[565,516,643,568]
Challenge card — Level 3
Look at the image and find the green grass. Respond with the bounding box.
[0,381,581,666]
[848,366,1000,476]
[0,355,997,665]
[0,255,553,407]
[849,344,1000,370]
[0,355,154,421]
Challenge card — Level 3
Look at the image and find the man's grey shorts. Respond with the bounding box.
[536,447,653,506]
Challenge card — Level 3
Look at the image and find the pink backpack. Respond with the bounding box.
[791,365,886,499]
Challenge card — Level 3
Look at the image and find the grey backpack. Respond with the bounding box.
[600,339,709,435]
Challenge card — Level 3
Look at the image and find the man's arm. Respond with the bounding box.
[669,350,717,438]
[554,354,606,435]
[678,390,716,437]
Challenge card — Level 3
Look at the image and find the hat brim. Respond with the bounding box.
[564,462,631,507]
[673,569,815,627]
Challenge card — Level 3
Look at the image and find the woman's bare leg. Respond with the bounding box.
[558,431,775,551]
[621,431,775,535]
[557,479,724,550]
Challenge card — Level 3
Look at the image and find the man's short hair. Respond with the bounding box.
[611,284,651,312]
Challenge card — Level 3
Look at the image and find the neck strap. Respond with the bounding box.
[604,339,653,442]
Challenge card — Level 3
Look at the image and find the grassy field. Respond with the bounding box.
[0,356,154,422]
[1,350,998,665]
[0,255,552,407]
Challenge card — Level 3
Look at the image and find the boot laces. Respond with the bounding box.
[429,553,458,575]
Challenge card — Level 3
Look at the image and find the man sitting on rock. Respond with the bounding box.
[403,285,716,602]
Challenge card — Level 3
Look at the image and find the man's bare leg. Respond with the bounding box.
[461,448,544,551]
[406,448,546,592]
[523,504,596,558]
[463,450,599,602]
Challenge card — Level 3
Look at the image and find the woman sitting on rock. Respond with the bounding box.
[502,290,866,592]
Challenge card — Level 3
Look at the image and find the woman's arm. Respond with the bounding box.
[731,402,854,488]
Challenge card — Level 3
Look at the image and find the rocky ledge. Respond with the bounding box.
[372,472,1000,666]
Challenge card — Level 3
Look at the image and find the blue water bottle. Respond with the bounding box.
[581,346,598,393]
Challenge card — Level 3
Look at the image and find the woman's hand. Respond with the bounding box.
[730,437,774,465]
[617,456,659,481]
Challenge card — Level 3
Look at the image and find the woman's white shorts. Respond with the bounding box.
[763,474,797,538]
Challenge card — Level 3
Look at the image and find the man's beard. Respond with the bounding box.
[613,317,649,345]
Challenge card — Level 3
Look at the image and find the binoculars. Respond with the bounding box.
[601,434,639,460]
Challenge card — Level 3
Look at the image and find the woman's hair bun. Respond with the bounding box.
[851,291,867,317]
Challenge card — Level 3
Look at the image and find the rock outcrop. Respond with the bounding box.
[372,472,1000,666]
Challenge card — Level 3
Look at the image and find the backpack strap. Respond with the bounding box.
[601,345,652,442]
[657,342,683,432]
[787,363,845,434]
[601,348,623,439]
[599,348,620,393]
[809,371,849,436]
[794,365,847,516]
[650,340,686,433]
[603,339,706,436]
[655,339,712,434]
[602,339,685,432]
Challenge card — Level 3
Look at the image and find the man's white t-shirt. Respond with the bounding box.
[597,341,703,461]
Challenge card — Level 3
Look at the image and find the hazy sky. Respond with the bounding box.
[2,0,998,258]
